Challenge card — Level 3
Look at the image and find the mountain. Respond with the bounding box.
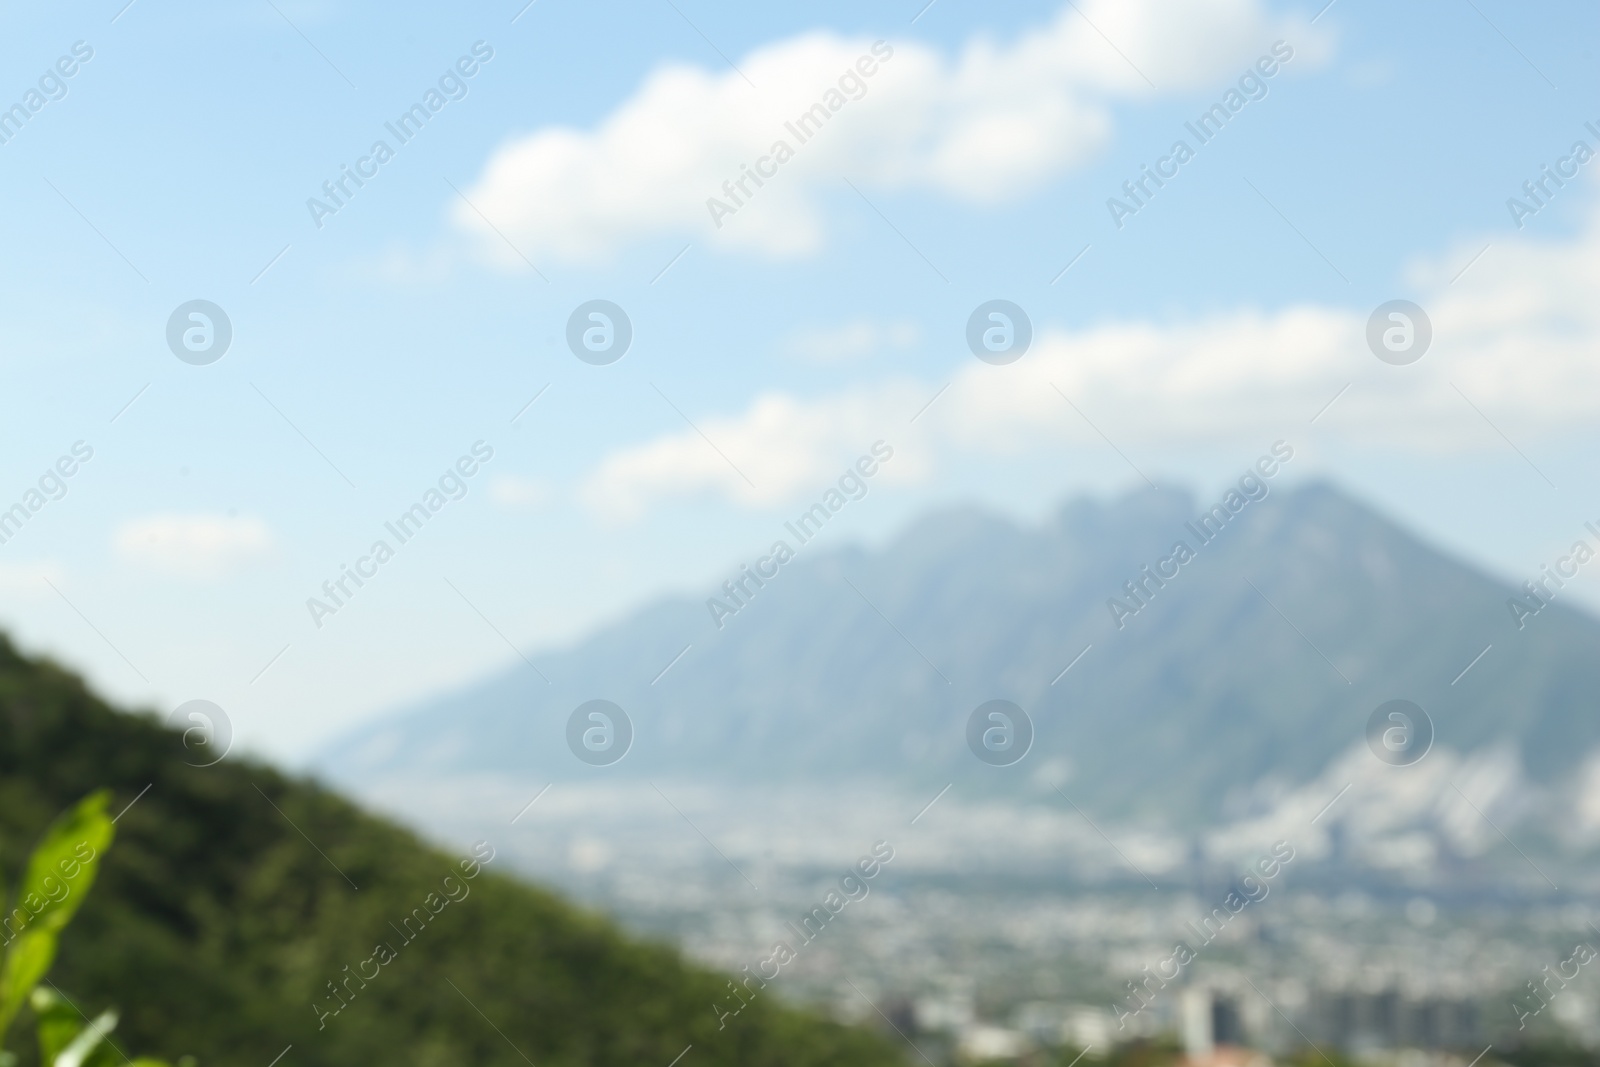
[0,635,898,1067]
[317,479,1600,830]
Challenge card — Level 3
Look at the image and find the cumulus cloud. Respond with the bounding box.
[114,514,274,579]
[582,388,931,520]
[583,190,1600,518]
[455,0,1311,261]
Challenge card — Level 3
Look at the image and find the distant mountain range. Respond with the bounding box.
[316,478,1600,851]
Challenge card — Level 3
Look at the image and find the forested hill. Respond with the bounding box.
[0,634,896,1067]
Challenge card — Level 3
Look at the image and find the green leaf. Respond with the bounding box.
[0,791,116,1039]
[80,1028,126,1067]
[51,1008,117,1067]
[30,987,85,1066]
[29,990,145,1067]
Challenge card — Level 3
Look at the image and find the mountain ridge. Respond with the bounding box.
[316,479,1600,830]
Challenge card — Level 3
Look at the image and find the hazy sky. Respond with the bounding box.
[2,0,1597,761]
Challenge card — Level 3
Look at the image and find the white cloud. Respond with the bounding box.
[583,191,1600,518]
[455,0,1311,261]
[0,562,63,596]
[582,387,930,520]
[352,242,462,286]
[489,475,551,511]
[114,514,275,579]
[782,317,919,362]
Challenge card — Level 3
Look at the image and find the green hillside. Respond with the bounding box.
[0,634,898,1067]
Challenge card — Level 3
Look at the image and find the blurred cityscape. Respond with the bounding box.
[352,774,1600,1066]
[621,867,1591,1064]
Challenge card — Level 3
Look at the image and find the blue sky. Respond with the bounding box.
[2,0,1598,760]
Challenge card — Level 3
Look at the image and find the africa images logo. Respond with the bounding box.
[166,300,233,365]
